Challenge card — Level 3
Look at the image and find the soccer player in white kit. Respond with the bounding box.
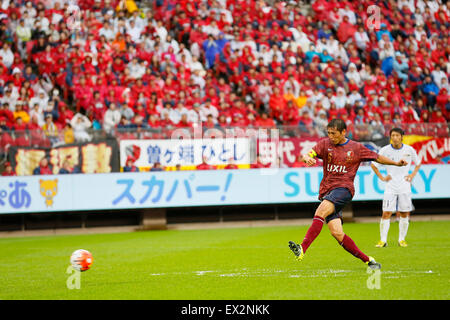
[370,128,422,247]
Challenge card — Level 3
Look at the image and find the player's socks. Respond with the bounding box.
[398,217,409,242]
[380,218,390,243]
[339,234,370,263]
[300,215,324,253]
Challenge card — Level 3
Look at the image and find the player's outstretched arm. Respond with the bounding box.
[370,163,391,182]
[375,154,408,166]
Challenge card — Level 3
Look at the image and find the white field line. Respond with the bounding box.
[148,269,438,278]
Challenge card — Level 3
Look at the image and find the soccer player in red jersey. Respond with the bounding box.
[288,119,408,269]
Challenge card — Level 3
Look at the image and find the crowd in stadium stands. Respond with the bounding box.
[0,0,449,172]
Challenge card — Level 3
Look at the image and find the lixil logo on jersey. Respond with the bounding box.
[326,164,348,173]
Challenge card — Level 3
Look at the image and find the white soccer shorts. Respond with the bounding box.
[382,193,414,212]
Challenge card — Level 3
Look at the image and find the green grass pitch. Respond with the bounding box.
[0,220,449,300]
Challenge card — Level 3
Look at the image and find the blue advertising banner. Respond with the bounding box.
[0,165,448,214]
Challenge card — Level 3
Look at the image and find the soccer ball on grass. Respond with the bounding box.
[70,249,93,272]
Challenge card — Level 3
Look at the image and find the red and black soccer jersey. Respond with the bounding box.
[312,138,379,200]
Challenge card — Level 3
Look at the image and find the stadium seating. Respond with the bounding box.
[0,0,449,169]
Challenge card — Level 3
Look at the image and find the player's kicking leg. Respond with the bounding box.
[289,189,381,269]
[328,218,381,270]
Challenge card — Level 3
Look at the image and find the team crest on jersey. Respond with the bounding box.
[346,151,354,162]
[328,152,333,163]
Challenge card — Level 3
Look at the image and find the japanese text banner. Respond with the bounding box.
[119,138,253,167]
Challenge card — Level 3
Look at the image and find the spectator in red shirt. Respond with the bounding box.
[148,113,162,128]
[268,86,285,122]
[1,161,15,176]
[402,103,420,123]
[230,112,248,127]
[73,76,93,112]
[196,156,215,170]
[0,122,13,154]
[112,56,126,75]
[176,113,194,128]
[0,102,14,126]
[337,16,356,43]
[224,157,239,170]
[33,157,53,175]
[298,109,316,135]
[436,87,449,113]
[250,154,269,169]
[282,100,301,126]
[431,109,447,124]
[312,0,331,22]
[256,112,276,127]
